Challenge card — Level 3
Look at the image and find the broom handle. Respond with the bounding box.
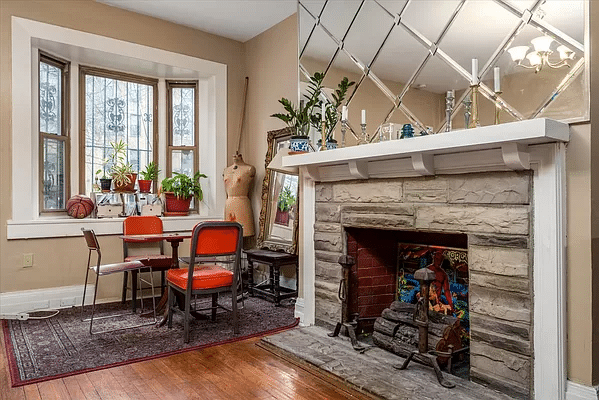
[236,77,249,155]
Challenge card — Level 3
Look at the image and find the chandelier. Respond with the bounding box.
[507,36,575,73]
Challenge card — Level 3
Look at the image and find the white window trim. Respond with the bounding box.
[9,17,227,239]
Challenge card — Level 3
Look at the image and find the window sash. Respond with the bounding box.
[39,52,69,214]
[79,66,158,195]
[166,81,199,178]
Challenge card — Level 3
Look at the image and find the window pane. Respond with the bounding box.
[171,87,195,146]
[84,73,154,194]
[171,149,195,176]
[42,137,66,209]
[39,62,61,135]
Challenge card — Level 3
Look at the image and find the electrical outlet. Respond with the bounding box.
[22,253,33,268]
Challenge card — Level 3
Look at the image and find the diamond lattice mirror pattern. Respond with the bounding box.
[298,0,587,144]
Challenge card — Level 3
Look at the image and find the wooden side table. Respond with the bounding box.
[244,249,298,306]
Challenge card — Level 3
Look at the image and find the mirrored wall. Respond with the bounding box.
[299,0,587,144]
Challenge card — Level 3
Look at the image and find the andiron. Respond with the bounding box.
[328,255,366,352]
[394,266,456,388]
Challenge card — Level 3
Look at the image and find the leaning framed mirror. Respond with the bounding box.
[257,127,299,254]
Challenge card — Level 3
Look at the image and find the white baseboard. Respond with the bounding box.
[0,285,94,315]
[294,297,305,325]
[566,381,599,400]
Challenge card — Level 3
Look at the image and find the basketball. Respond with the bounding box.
[66,195,94,219]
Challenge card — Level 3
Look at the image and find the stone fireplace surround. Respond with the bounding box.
[283,119,569,400]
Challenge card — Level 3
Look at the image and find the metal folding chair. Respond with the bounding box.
[81,228,157,334]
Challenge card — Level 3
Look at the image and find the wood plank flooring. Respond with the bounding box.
[1,331,379,400]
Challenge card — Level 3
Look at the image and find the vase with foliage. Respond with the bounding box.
[160,171,207,214]
[138,161,160,193]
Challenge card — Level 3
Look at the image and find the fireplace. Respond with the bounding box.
[286,119,569,400]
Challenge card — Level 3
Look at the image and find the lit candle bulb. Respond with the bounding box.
[494,66,501,92]
[361,109,366,124]
[471,58,479,85]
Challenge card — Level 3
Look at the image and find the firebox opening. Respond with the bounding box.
[345,227,469,378]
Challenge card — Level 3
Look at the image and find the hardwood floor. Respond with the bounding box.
[1,332,378,400]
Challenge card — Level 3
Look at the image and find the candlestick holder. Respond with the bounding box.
[445,91,455,132]
[320,120,327,151]
[469,85,481,129]
[494,91,503,125]
[463,97,472,129]
[340,119,347,148]
[358,123,368,145]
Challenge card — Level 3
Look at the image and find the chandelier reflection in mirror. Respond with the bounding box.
[298,0,587,142]
[508,36,575,73]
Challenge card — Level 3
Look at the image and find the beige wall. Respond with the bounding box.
[242,15,298,240]
[0,0,245,298]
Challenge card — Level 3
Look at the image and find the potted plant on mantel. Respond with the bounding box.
[160,171,207,215]
[109,140,137,192]
[318,76,355,150]
[138,161,160,193]
[271,72,325,153]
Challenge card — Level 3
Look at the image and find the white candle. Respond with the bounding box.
[322,106,326,122]
[361,109,366,124]
[494,66,501,92]
[342,105,347,121]
[471,58,479,85]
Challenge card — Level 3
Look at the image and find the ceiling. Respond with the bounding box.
[96,0,297,42]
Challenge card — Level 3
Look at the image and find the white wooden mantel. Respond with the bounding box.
[283,118,569,181]
[287,118,570,400]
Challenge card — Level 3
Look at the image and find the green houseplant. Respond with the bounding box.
[320,76,355,145]
[160,171,207,214]
[271,72,325,138]
[275,186,296,226]
[138,161,160,193]
[109,140,137,192]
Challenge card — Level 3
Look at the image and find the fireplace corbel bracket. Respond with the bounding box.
[328,255,367,352]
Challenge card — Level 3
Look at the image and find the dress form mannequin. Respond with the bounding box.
[223,153,256,236]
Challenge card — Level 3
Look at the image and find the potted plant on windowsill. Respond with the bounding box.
[271,72,325,153]
[160,171,207,215]
[138,161,160,193]
[109,140,137,192]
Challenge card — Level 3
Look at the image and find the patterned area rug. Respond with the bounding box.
[2,295,298,387]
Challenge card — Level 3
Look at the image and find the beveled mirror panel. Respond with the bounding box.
[299,0,587,141]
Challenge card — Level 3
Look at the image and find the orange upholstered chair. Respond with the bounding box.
[166,221,243,343]
[122,216,172,310]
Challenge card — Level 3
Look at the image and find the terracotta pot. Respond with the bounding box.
[164,192,192,215]
[274,209,290,226]
[113,173,137,192]
[138,179,152,193]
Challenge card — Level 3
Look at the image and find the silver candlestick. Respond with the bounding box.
[341,119,347,148]
[463,96,472,129]
[494,91,503,125]
[358,123,368,145]
[445,90,455,132]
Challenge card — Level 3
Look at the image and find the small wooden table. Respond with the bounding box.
[120,232,191,315]
[244,249,298,306]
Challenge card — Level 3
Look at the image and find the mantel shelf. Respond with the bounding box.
[283,119,569,181]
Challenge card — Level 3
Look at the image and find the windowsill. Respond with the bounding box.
[6,214,222,239]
